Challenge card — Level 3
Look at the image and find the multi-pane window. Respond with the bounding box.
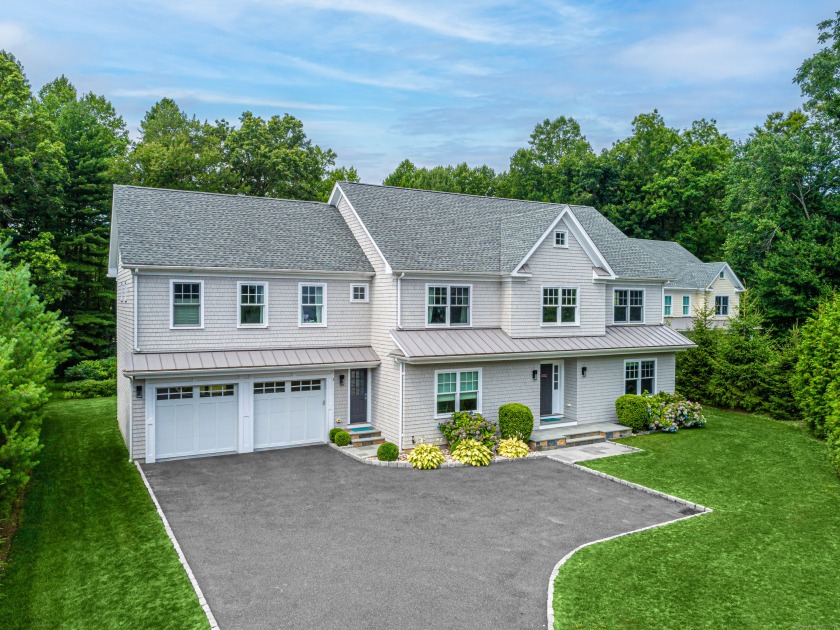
[543,287,578,324]
[427,286,470,326]
[351,284,368,302]
[715,295,729,316]
[554,230,568,247]
[254,381,285,394]
[291,380,321,392]
[172,282,202,327]
[625,360,656,395]
[436,370,480,415]
[239,283,266,326]
[614,289,644,323]
[199,384,235,397]
[664,295,672,317]
[156,386,193,400]
[682,295,691,316]
[300,284,325,325]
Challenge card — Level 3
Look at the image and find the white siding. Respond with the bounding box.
[563,358,577,420]
[132,379,146,460]
[399,279,502,329]
[136,274,371,351]
[509,219,606,337]
[605,283,664,326]
[116,257,134,450]
[402,360,540,446]
[335,194,401,446]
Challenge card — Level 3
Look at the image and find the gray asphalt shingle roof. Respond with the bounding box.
[338,182,672,279]
[631,238,730,289]
[113,185,373,272]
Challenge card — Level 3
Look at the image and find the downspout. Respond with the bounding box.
[396,273,405,329]
[398,360,404,451]
[127,374,134,462]
[132,268,139,351]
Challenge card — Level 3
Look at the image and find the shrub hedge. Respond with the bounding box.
[64,357,116,381]
[329,427,343,443]
[334,430,351,447]
[498,403,534,442]
[438,411,498,451]
[63,379,117,399]
[615,394,649,432]
[377,442,399,461]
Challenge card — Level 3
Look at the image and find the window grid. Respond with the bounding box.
[300,285,325,325]
[291,380,321,392]
[625,360,656,395]
[614,289,644,323]
[172,282,202,327]
[664,295,672,316]
[682,295,691,316]
[156,386,193,400]
[351,285,367,301]
[239,283,265,326]
[427,286,470,326]
[554,230,567,247]
[199,384,235,398]
[254,381,286,394]
[436,370,480,415]
[715,295,729,316]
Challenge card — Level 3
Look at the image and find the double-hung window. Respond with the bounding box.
[663,295,672,317]
[300,284,325,325]
[435,369,480,416]
[682,295,691,316]
[427,285,470,326]
[625,360,656,395]
[239,282,266,326]
[715,295,729,316]
[543,287,578,325]
[614,289,644,323]
[171,281,202,328]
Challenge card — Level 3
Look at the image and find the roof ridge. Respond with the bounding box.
[114,184,332,206]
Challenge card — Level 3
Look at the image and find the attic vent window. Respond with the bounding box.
[719,270,725,279]
[554,230,568,248]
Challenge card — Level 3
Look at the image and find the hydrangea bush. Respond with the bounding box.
[438,411,498,451]
[647,392,705,432]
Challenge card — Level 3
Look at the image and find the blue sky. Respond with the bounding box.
[2,1,835,182]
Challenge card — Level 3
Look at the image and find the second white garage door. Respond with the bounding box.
[253,379,326,449]
[155,384,238,459]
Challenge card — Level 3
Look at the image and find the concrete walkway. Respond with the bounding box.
[543,441,641,464]
[141,445,691,630]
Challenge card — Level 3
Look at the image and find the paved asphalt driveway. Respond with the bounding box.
[142,446,692,630]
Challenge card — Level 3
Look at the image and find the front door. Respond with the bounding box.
[349,368,368,424]
[540,364,553,416]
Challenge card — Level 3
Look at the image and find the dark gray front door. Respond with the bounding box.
[540,364,553,416]
[349,369,368,424]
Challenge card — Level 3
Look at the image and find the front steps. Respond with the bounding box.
[528,422,632,451]
[345,424,385,448]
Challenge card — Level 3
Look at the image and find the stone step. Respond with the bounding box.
[561,430,603,440]
[564,435,607,447]
[529,437,568,451]
[352,436,385,448]
[348,428,382,441]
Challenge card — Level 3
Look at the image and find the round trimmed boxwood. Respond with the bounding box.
[334,430,352,447]
[498,403,535,442]
[377,442,399,461]
[329,427,343,443]
[615,394,649,432]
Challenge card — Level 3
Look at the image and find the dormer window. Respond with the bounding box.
[427,285,470,326]
[554,230,568,248]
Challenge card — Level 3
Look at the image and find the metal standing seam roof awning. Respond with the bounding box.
[123,346,380,377]
[389,326,695,363]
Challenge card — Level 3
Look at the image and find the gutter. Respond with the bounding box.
[398,361,404,451]
[125,264,375,279]
[396,273,405,329]
[127,374,133,461]
[391,345,696,365]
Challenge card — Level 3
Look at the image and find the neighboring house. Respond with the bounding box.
[632,239,745,330]
[109,183,711,463]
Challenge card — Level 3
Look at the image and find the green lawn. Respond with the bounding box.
[553,408,840,629]
[0,396,208,629]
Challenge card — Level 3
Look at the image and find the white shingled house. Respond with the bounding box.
[108,183,742,462]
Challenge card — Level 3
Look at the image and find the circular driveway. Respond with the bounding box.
[142,446,690,629]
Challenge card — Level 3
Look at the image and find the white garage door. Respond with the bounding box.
[253,379,326,449]
[155,384,238,459]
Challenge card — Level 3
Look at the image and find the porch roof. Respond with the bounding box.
[389,325,694,363]
[123,346,380,377]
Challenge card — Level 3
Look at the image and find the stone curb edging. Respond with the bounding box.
[135,463,220,630]
[545,460,712,629]
[328,441,548,468]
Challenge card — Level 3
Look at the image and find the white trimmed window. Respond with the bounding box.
[435,369,480,416]
[239,282,266,326]
[625,360,656,395]
[543,287,578,325]
[682,295,691,316]
[427,285,471,326]
[614,289,644,323]
[554,230,568,247]
[351,284,368,302]
[300,284,325,325]
[715,295,729,316]
[664,295,672,317]
[171,281,203,328]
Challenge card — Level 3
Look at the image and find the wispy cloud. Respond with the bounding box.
[110,88,344,111]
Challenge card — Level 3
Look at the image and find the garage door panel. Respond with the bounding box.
[306,395,323,441]
[155,385,237,459]
[254,379,325,449]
